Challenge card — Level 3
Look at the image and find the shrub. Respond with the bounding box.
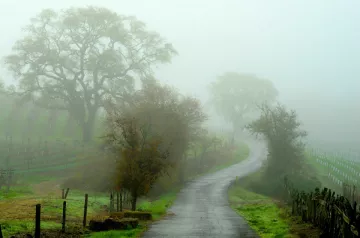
[89,218,138,231]
[123,211,152,220]
[109,212,124,219]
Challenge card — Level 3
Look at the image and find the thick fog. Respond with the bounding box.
[0,0,359,151]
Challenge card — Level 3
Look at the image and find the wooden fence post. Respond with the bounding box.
[62,201,66,233]
[110,191,114,213]
[83,194,88,228]
[116,192,119,212]
[330,205,335,236]
[313,199,317,224]
[0,224,3,238]
[120,190,123,212]
[35,204,41,238]
[64,188,70,199]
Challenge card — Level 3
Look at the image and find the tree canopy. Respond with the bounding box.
[104,80,207,210]
[246,103,308,178]
[4,6,177,142]
[208,72,278,140]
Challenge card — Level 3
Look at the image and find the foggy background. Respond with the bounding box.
[0,0,359,151]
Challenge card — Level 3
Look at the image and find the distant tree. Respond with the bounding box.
[4,6,177,142]
[246,103,307,178]
[208,72,278,143]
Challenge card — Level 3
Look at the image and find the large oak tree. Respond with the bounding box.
[4,6,177,142]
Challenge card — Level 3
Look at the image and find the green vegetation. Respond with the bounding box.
[0,141,249,237]
[1,221,61,238]
[229,177,321,238]
[207,142,249,173]
[229,183,291,237]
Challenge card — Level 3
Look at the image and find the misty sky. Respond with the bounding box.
[0,0,359,148]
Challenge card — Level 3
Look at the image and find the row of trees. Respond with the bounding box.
[2,6,280,144]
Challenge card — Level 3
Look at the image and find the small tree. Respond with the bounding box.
[106,115,172,211]
[246,103,307,179]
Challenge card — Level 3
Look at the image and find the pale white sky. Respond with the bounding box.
[0,0,359,146]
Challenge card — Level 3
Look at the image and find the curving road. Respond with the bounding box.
[142,140,267,238]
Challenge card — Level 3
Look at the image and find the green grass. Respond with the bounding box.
[228,184,291,238]
[0,185,33,199]
[85,226,144,238]
[86,191,177,238]
[1,220,61,237]
[137,191,177,220]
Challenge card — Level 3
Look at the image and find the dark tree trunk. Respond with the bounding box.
[131,190,138,211]
[120,191,123,212]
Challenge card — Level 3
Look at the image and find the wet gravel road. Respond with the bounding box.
[142,140,267,238]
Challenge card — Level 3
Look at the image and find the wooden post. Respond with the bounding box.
[330,205,335,236]
[62,201,66,233]
[116,192,119,212]
[313,199,317,224]
[35,204,41,238]
[0,224,3,238]
[110,191,114,213]
[120,190,123,212]
[64,188,70,199]
[83,194,88,228]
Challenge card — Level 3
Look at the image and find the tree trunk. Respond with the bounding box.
[120,190,123,212]
[131,191,137,211]
[81,108,97,143]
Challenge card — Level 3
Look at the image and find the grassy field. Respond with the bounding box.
[0,142,250,237]
[228,181,320,238]
[0,179,177,238]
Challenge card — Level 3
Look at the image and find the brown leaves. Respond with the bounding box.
[104,80,207,200]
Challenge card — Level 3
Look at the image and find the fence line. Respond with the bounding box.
[284,177,360,237]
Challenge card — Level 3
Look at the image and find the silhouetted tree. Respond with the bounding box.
[209,72,278,143]
[246,103,307,178]
[5,6,177,142]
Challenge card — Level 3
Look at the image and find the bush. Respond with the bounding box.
[286,174,321,193]
[89,218,138,231]
[109,212,125,219]
[240,170,322,200]
[123,211,152,220]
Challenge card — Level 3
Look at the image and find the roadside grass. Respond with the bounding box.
[85,192,177,238]
[229,170,321,238]
[228,184,291,238]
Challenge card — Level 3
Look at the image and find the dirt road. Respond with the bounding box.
[142,140,267,238]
